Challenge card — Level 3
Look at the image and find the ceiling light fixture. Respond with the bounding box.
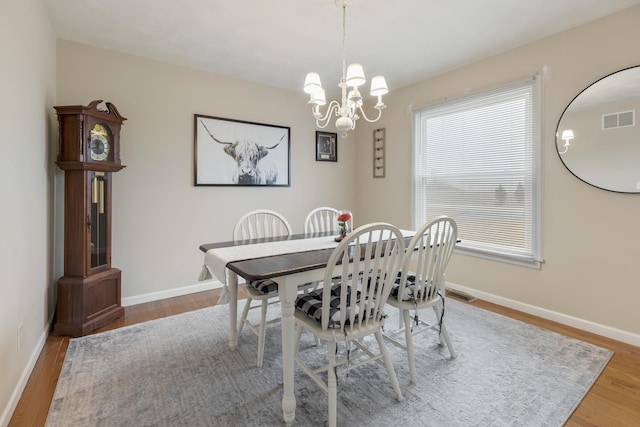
[558,129,574,154]
[303,0,388,138]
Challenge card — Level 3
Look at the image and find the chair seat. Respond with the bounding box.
[389,273,437,302]
[296,283,368,327]
[247,278,279,295]
[246,279,319,297]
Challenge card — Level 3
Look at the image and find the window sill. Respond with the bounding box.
[455,247,543,270]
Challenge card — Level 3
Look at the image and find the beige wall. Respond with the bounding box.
[0,0,56,423]
[55,41,359,301]
[355,6,640,341]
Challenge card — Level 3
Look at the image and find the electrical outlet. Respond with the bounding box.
[636,181,640,191]
[17,323,23,350]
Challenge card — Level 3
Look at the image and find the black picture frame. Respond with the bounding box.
[316,131,338,162]
[194,115,291,187]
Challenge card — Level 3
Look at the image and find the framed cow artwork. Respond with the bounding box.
[194,115,291,187]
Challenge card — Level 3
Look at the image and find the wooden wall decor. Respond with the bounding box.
[373,128,385,178]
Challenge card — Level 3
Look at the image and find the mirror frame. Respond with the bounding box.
[555,65,640,194]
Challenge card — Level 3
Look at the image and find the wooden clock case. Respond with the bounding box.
[53,100,126,336]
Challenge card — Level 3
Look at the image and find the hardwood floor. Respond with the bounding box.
[9,289,640,426]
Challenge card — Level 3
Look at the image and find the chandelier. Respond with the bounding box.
[303,0,388,138]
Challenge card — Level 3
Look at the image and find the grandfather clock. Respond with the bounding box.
[54,100,126,336]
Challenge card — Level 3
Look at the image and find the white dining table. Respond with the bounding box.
[199,230,415,425]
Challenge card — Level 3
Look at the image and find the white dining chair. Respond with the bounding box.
[235,209,292,368]
[304,206,353,234]
[294,222,405,427]
[383,216,458,383]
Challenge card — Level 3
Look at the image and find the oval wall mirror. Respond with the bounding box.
[556,65,640,193]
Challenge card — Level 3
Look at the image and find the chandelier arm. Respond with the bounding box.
[313,101,341,127]
[315,119,332,129]
[357,105,384,123]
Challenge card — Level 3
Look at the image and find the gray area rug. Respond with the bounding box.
[46,299,612,426]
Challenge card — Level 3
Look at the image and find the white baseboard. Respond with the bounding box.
[121,280,223,307]
[446,282,640,348]
[1,317,51,427]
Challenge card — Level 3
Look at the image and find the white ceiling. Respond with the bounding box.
[42,0,640,99]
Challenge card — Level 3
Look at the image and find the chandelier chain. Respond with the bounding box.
[341,3,347,86]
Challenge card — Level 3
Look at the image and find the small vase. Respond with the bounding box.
[335,233,347,242]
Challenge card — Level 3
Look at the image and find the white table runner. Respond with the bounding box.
[198,230,414,304]
[200,236,341,286]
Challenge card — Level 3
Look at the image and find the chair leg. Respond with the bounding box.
[374,330,404,401]
[238,297,252,336]
[327,340,337,427]
[403,309,417,384]
[256,298,268,368]
[433,304,456,358]
[440,323,457,358]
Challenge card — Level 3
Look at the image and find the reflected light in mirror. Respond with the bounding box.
[558,129,574,154]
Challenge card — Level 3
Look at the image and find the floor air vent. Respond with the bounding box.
[445,288,477,302]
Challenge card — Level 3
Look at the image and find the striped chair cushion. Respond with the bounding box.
[390,273,437,301]
[248,279,328,296]
[295,283,364,327]
[247,279,279,295]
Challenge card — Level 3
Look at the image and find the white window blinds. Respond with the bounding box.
[413,78,540,265]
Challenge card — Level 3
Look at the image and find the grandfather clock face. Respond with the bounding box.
[89,123,113,162]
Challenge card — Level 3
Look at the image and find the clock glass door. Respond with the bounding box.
[90,171,109,269]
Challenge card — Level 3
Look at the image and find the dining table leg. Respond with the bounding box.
[278,276,298,426]
[228,271,238,349]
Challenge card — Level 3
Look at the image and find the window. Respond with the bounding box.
[412,78,541,267]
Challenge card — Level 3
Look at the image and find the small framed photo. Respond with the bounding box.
[194,115,290,187]
[316,131,338,162]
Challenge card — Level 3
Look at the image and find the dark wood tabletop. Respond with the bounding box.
[226,247,338,282]
[199,231,418,283]
[200,232,338,282]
